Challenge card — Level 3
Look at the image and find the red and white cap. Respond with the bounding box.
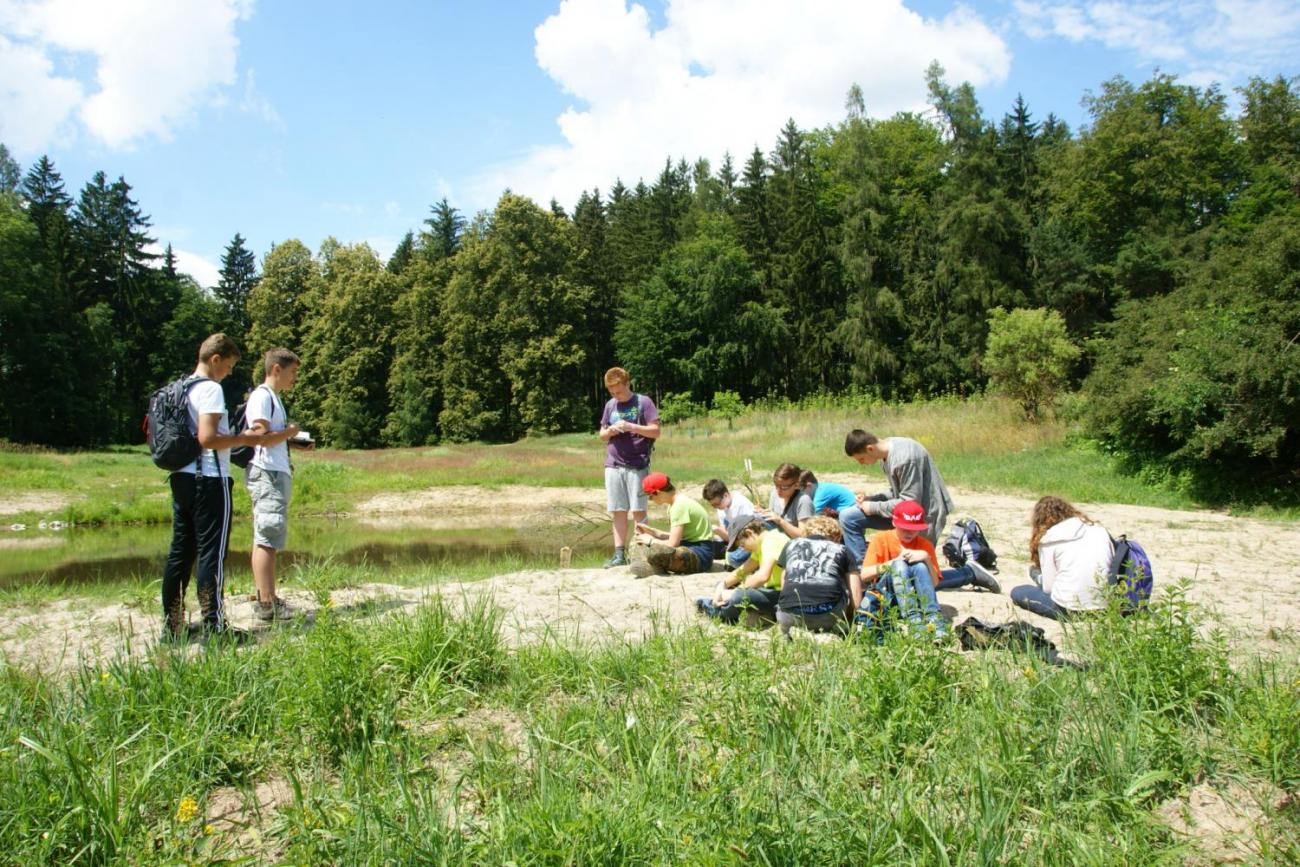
[891,500,929,531]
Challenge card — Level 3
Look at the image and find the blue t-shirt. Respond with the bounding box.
[812,482,857,516]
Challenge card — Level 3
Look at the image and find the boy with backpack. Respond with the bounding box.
[156,333,266,641]
[241,348,307,622]
[599,367,660,568]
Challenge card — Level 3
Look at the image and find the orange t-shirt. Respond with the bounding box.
[864,530,941,579]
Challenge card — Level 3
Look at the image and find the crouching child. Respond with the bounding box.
[774,516,861,638]
[859,500,949,638]
[696,514,788,625]
[631,472,716,577]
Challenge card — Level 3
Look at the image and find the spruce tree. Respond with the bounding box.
[422,198,465,261]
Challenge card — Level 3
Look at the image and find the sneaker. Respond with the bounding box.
[254,596,295,622]
[968,560,1002,594]
[603,551,629,568]
[695,598,719,618]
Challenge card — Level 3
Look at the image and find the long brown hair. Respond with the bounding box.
[1028,496,1094,568]
[773,463,803,487]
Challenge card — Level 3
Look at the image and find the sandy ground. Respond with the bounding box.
[3,482,1298,672]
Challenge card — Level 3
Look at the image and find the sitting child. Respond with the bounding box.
[702,478,759,569]
[859,500,949,638]
[798,470,857,518]
[695,514,788,624]
[631,472,717,577]
[1011,495,1114,620]
[774,516,861,638]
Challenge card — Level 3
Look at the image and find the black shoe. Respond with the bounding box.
[603,551,629,568]
[968,561,1002,594]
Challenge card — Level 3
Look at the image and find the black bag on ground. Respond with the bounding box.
[942,517,998,571]
[146,376,209,471]
[955,616,1084,669]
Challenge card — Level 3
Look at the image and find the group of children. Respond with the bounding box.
[600,367,1126,638]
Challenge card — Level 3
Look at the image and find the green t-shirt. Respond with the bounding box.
[756,529,789,589]
[669,495,713,544]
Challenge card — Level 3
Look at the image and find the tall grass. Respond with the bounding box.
[1,589,1295,864]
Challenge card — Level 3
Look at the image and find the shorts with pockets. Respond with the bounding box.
[605,465,649,513]
[247,464,292,550]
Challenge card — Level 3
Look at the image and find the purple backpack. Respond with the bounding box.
[1108,535,1153,613]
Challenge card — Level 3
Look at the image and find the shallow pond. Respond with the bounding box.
[0,517,608,589]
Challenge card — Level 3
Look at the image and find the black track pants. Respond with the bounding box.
[163,472,233,631]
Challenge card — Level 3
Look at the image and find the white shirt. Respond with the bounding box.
[245,384,291,475]
[178,378,230,478]
[716,490,756,531]
[1039,517,1114,611]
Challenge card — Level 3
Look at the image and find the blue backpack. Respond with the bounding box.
[1108,535,1154,613]
[942,517,998,571]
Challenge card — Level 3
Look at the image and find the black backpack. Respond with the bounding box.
[229,385,276,470]
[146,376,210,471]
[942,517,998,571]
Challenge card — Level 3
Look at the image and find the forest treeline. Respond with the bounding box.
[1,66,1297,501]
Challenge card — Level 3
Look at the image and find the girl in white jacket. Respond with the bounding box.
[1011,496,1114,620]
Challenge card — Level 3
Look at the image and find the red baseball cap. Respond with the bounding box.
[891,500,929,531]
[642,472,671,495]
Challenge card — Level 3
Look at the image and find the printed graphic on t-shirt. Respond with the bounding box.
[779,538,851,609]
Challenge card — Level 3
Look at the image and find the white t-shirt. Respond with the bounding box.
[245,384,291,475]
[178,378,230,478]
[716,490,756,531]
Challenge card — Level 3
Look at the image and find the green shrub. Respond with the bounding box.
[1082,212,1300,504]
[658,391,706,424]
[984,307,1080,420]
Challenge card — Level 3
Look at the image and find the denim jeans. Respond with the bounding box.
[708,587,780,625]
[838,505,892,568]
[935,564,975,590]
[861,560,947,637]
[1010,584,1072,620]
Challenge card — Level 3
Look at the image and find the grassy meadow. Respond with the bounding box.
[1,591,1297,864]
[5,395,1289,531]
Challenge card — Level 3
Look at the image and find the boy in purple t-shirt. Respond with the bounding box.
[599,367,660,567]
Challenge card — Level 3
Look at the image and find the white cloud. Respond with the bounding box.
[470,0,1011,208]
[148,241,221,289]
[1012,1,1300,84]
[0,0,257,155]
[0,32,82,152]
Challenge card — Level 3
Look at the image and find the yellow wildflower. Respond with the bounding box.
[1022,666,1036,680]
[204,824,215,836]
[100,671,110,681]
[175,796,198,823]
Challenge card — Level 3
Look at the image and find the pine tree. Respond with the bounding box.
[734,147,773,296]
[0,144,18,197]
[387,230,415,275]
[421,198,465,261]
[215,232,259,338]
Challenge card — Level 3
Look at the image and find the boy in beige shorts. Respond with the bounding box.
[244,348,310,620]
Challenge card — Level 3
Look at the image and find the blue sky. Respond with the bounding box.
[2,0,1297,287]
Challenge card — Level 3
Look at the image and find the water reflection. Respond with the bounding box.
[0,517,606,589]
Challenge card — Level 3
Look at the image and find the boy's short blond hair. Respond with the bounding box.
[604,367,630,387]
[198,333,241,362]
[801,516,842,542]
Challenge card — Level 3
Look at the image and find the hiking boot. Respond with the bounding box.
[603,551,629,568]
[968,561,1002,594]
[254,596,294,622]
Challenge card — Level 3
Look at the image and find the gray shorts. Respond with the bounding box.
[246,465,292,550]
[605,466,649,513]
